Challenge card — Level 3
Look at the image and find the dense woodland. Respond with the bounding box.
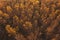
[0,0,60,40]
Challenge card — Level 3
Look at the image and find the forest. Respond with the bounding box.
[0,0,60,40]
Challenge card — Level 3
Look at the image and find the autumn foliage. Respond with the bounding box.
[0,0,60,40]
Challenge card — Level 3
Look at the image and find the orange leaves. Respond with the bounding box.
[0,2,4,8]
[14,3,19,10]
[20,3,24,8]
[46,20,58,34]
[0,10,3,16]
[0,0,60,40]
[13,15,19,26]
[6,6,12,12]
[23,21,32,30]
[44,7,49,13]
[46,26,53,34]
[3,13,10,19]
[5,25,16,35]
[13,15,19,21]
[0,10,10,19]
[29,0,39,5]
[49,12,55,19]
[57,3,60,7]
[25,21,32,27]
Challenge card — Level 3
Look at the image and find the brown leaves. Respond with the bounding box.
[23,21,32,30]
[0,0,60,40]
[46,19,58,34]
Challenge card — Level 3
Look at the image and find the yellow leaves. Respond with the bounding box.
[6,6,12,12]
[23,21,32,29]
[3,13,9,17]
[20,3,24,8]
[34,0,39,4]
[15,3,19,8]
[30,0,39,5]
[3,13,9,19]
[13,15,18,19]
[13,15,19,25]
[5,25,16,35]
[0,10,10,19]
[25,21,32,27]
[13,15,19,20]
[14,3,19,10]
[14,26,19,32]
